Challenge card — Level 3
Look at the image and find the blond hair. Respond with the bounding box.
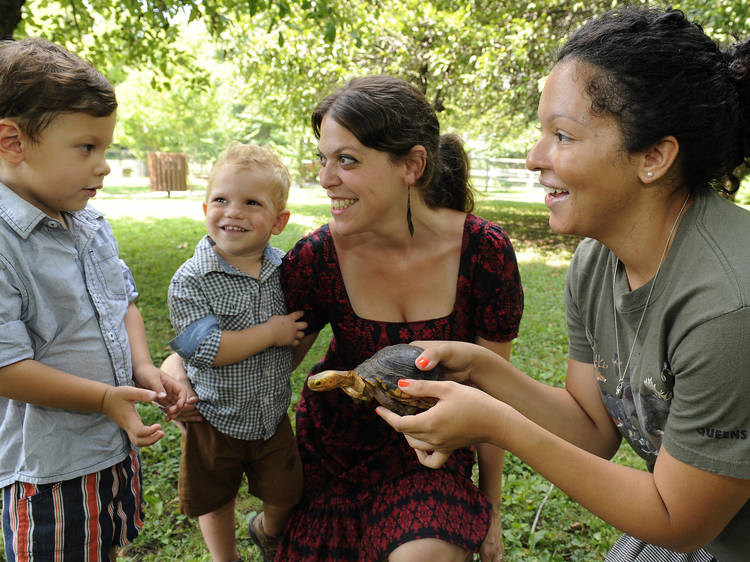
[206,142,291,210]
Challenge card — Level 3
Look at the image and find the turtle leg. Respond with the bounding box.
[341,374,368,401]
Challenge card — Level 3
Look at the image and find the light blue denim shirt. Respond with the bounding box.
[0,183,137,487]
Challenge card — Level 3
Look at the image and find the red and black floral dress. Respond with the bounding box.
[277,214,523,561]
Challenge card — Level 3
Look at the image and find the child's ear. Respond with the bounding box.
[0,119,24,164]
[202,201,208,216]
[271,209,291,235]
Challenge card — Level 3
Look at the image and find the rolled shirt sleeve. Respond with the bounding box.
[168,263,223,370]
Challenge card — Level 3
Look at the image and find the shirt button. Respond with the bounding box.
[47,221,58,228]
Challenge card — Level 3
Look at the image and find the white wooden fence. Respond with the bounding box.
[471,157,540,191]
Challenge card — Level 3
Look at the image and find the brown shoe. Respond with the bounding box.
[248,511,280,562]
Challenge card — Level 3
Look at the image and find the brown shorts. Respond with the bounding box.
[178,415,303,517]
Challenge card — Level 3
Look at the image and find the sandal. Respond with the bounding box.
[248,511,280,562]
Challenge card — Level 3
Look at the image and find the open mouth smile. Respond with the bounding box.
[543,186,569,196]
[331,198,357,211]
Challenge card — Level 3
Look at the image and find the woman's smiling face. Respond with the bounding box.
[526,60,641,241]
[316,115,409,236]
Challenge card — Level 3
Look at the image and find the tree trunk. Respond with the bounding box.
[0,0,24,40]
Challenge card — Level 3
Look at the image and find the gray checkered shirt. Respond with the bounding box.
[168,235,292,440]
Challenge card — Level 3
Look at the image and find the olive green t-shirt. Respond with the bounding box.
[565,190,750,560]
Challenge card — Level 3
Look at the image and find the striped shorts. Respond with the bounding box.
[606,534,717,562]
[1,449,144,562]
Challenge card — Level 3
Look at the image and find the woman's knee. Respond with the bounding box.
[388,538,470,562]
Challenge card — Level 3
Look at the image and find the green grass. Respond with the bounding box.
[1,185,644,561]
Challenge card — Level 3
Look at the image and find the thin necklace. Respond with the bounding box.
[612,193,690,398]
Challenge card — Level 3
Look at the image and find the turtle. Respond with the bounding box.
[306,344,444,415]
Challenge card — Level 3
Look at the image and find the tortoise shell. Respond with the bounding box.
[306,344,444,415]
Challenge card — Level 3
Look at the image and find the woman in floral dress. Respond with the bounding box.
[276,75,523,561]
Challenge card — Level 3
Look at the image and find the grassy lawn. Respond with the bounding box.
[1,183,644,561]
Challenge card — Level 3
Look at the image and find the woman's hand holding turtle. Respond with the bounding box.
[376,378,508,465]
[408,340,482,383]
[378,369,510,557]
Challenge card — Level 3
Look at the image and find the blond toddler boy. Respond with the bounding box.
[168,143,306,562]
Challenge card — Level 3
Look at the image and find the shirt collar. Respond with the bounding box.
[192,235,284,277]
[0,183,102,239]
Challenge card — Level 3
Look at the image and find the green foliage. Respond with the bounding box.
[14,0,196,85]
[674,0,750,41]
[210,0,748,147]
[12,0,337,85]
[9,0,750,159]
[733,174,750,205]
[113,23,243,162]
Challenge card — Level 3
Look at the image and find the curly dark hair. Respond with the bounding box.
[557,6,750,195]
[0,37,117,142]
[312,75,474,212]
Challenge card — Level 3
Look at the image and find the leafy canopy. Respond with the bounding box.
[8,0,749,158]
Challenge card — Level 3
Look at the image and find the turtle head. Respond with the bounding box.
[307,370,355,391]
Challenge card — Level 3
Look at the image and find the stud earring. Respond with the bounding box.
[646,171,654,177]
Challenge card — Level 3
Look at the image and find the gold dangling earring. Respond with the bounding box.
[406,185,414,237]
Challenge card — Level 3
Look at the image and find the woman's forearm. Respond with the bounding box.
[477,442,504,509]
[469,349,619,458]
[492,401,748,551]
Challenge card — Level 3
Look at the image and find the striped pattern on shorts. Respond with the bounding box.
[2,449,144,562]
[605,534,717,562]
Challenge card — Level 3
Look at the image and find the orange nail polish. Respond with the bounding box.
[398,379,411,388]
[416,357,430,369]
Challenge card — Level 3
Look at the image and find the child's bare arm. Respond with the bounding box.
[124,302,187,417]
[213,310,307,366]
[0,359,164,446]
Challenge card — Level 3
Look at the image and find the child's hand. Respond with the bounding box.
[134,363,190,419]
[267,310,307,347]
[159,353,202,430]
[160,369,199,423]
[155,367,190,419]
[100,386,165,447]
